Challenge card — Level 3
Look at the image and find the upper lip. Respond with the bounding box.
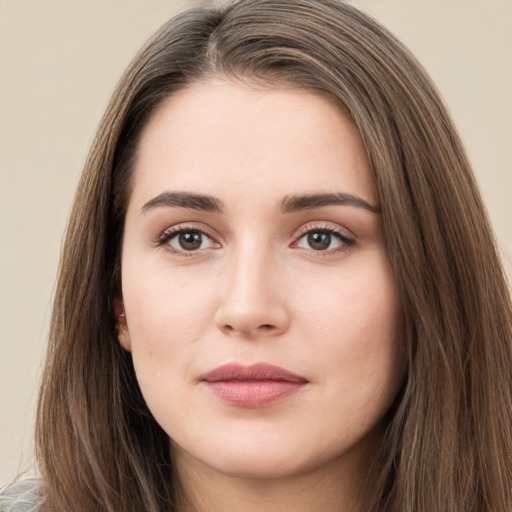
[201,363,308,383]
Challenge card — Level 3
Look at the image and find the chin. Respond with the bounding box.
[175,434,353,483]
[207,454,312,481]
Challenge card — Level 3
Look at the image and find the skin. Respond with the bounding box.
[119,79,404,512]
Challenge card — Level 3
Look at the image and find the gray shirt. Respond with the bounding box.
[0,479,41,512]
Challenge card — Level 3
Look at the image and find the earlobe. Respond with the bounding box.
[114,297,132,352]
[117,326,132,352]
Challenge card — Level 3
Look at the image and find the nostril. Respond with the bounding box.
[222,323,276,335]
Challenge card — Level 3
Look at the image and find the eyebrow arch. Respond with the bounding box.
[141,192,224,214]
[279,193,380,214]
[141,191,380,216]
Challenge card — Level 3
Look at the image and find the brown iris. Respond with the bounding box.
[307,232,331,250]
[178,231,203,251]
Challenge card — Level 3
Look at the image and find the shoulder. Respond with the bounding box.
[0,479,42,512]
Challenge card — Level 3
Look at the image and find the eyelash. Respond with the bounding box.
[156,223,355,257]
[156,224,218,257]
[293,224,355,256]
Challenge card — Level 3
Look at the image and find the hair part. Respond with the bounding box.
[36,1,512,511]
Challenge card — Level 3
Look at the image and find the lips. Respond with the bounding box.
[201,363,308,408]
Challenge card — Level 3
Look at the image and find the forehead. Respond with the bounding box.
[130,79,378,210]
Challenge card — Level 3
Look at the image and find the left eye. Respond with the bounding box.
[167,230,216,252]
[295,230,349,252]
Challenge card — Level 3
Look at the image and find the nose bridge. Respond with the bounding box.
[215,234,289,336]
[231,236,271,294]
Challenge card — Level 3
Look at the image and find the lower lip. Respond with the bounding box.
[203,380,306,408]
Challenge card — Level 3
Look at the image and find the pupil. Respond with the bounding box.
[179,231,202,250]
[308,232,331,250]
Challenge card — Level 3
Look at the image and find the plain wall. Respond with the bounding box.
[1,0,510,483]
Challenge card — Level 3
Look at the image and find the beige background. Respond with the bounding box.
[1,0,510,483]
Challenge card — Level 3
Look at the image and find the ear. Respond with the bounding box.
[114,297,132,352]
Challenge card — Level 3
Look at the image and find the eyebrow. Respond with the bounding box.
[279,193,380,214]
[142,192,223,214]
[141,191,380,215]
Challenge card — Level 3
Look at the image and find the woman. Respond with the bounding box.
[2,0,511,510]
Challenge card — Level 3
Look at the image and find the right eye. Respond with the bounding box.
[158,227,219,255]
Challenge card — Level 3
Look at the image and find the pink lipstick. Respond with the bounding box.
[201,363,308,408]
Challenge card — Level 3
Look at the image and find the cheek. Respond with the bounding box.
[297,253,401,342]
[124,265,216,346]
[295,253,404,406]
[121,264,219,400]
[121,267,221,432]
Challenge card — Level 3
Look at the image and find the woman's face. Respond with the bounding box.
[120,79,404,481]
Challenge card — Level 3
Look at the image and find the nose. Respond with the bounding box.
[214,245,290,338]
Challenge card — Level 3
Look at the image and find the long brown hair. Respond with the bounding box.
[36,1,512,510]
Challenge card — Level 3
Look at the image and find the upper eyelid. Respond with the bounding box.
[158,220,351,238]
[294,225,355,246]
[160,223,216,238]
[294,221,354,239]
